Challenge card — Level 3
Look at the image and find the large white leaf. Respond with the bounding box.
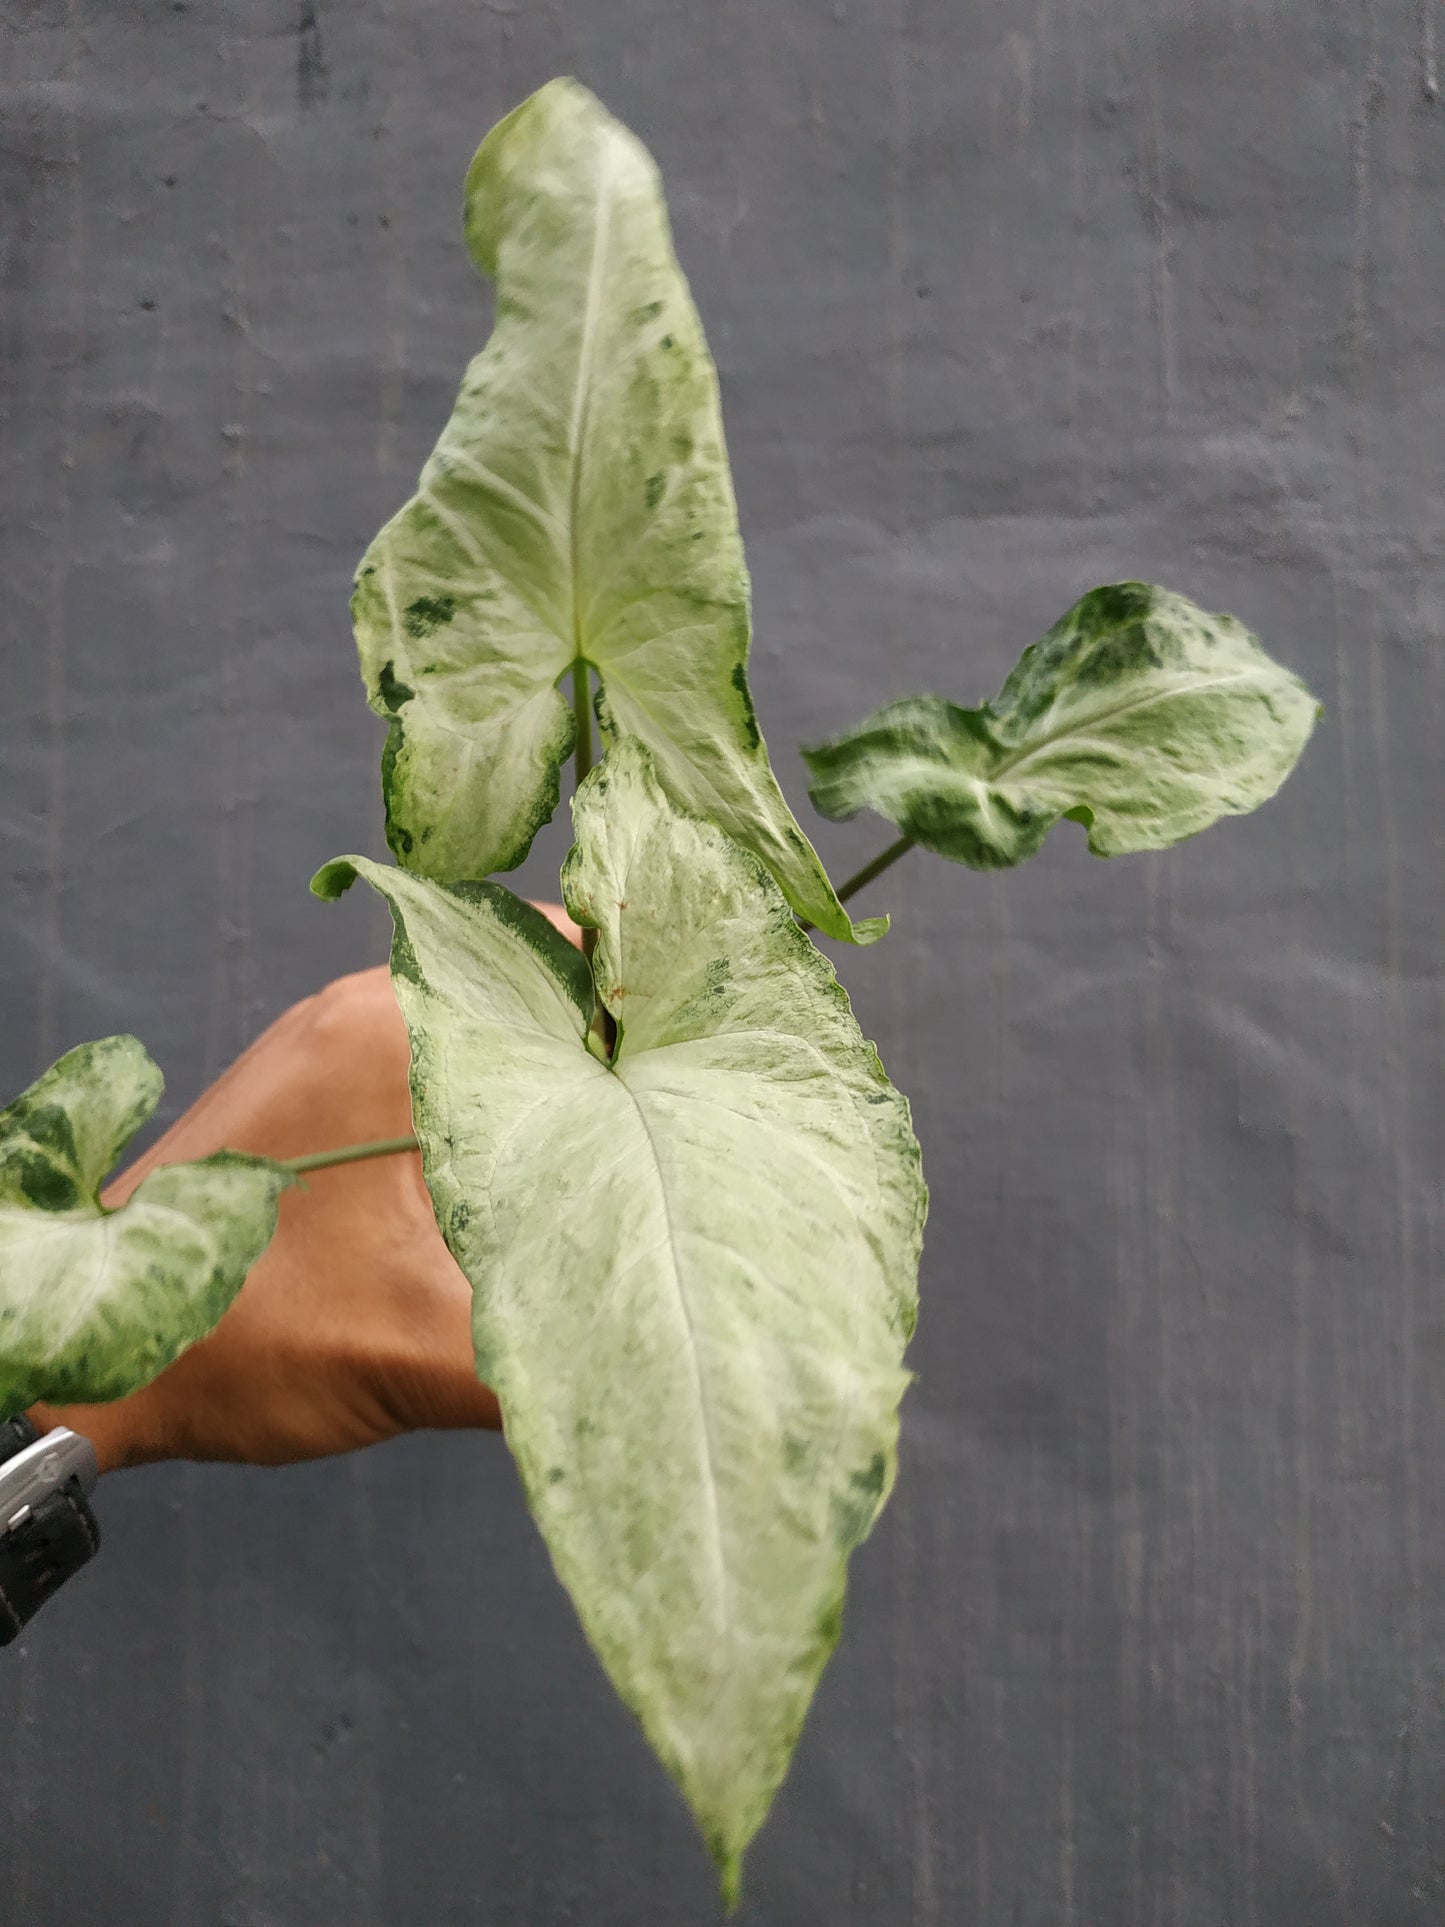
[0,1036,290,1416]
[803,582,1318,869]
[314,740,925,1899]
[353,77,880,943]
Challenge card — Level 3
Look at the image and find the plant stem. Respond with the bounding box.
[281,1134,419,1177]
[572,662,616,1057]
[571,658,594,790]
[572,659,598,967]
[797,834,917,933]
[836,834,915,903]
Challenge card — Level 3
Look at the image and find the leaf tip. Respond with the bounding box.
[850,912,890,945]
[712,1843,744,1914]
[310,858,360,903]
[463,75,601,275]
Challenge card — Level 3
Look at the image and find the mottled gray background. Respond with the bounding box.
[2,2,1442,1922]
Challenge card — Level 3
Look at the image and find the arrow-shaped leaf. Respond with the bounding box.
[353,77,880,943]
[0,1036,290,1417]
[803,582,1318,870]
[314,739,925,1901]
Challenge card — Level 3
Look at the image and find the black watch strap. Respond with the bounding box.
[0,1415,101,1645]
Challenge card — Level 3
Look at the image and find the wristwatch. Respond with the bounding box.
[0,1415,100,1645]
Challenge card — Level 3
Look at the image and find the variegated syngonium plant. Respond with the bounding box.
[0,73,1320,1913]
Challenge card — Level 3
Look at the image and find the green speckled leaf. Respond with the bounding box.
[803,582,1319,870]
[314,739,925,1902]
[354,77,880,944]
[0,1036,290,1417]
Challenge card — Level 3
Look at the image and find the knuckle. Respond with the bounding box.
[308,966,399,1041]
[289,968,407,1088]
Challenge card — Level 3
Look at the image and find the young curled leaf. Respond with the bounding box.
[803,582,1318,871]
[0,1037,290,1418]
[314,738,925,1903]
[353,77,881,942]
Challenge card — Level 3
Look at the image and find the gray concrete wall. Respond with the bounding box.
[2,3,1441,1920]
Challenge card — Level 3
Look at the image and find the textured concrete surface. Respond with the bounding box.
[1,3,1441,1921]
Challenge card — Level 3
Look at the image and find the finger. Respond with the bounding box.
[532,899,584,950]
[98,966,410,1207]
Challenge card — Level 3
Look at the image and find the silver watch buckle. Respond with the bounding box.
[0,1428,98,1537]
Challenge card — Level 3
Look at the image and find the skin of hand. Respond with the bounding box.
[29,902,582,1473]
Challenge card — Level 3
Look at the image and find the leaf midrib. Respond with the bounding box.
[567,149,616,668]
[990,666,1268,787]
[613,1059,732,1641]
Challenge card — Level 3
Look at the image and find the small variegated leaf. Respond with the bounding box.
[353,77,880,943]
[0,1036,290,1417]
[803,582,1318,871]
[314,738,925,1902]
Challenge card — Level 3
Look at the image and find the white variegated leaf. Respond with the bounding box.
[314,738,925,1900]
[804,582,1318,870]
[354,78,880,943]
[0,1037,290,1416]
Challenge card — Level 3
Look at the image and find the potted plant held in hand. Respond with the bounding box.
[0,79,1315,1906]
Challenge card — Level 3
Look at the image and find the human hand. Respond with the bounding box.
[29,903,582,1471]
